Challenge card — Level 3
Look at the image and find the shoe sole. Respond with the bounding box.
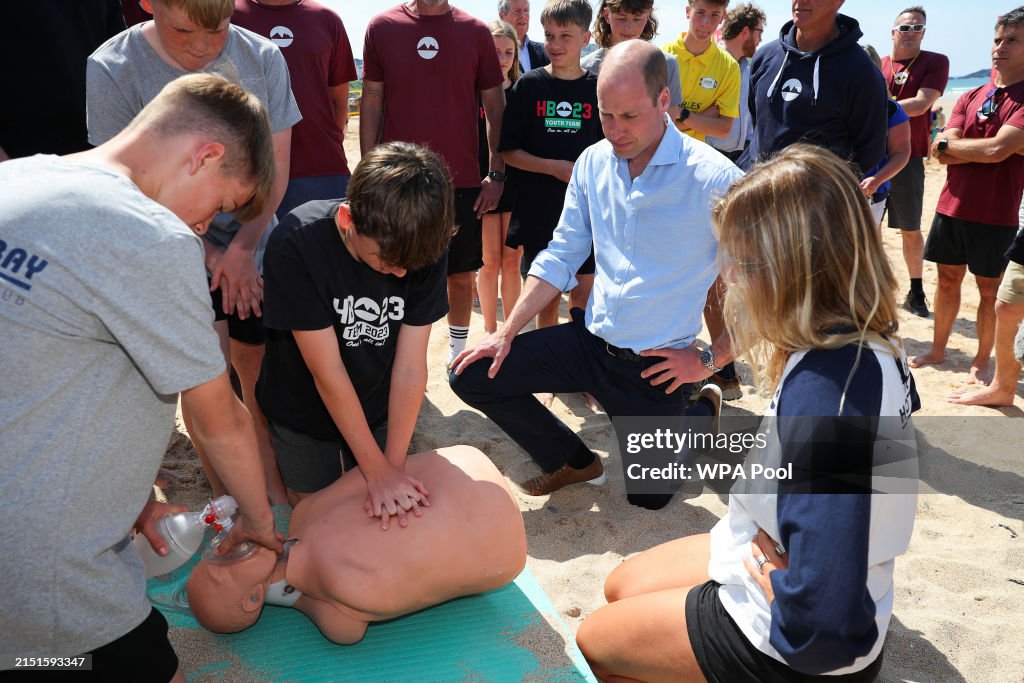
[902,299,930,318]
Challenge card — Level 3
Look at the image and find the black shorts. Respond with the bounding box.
[268,419,387,494]
[209,280,266,344]
[685,581,883,683]
[486,171,519,215]
[924,213,1015,278]
[887,157,925,231]
[448,188,483,275]
[520,245,596,280]
[4,608,179,682]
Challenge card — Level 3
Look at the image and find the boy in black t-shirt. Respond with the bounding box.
[500,0,604,330]
[257,142,453,529]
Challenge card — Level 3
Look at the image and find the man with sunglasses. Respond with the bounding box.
[881,6,949,319]
[910,8,1024,390]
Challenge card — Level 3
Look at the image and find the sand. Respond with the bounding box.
[159,118,1024,681]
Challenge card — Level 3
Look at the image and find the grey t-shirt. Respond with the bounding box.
[582,47,683,107]
[0,156,225,657]
[86,24,302,264]
[706,56,751,153]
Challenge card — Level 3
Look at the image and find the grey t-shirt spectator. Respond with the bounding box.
[0,156,225,657]
[706,56,751,153]
[86,24,302,265]
[582,47,683,109]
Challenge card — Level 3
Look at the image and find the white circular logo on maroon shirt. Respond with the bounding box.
[269,26,293,48]
[417,36,439,59]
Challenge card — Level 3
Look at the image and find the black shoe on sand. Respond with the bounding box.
[902,290,929,318]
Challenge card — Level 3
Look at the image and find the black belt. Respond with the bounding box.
[605,341,644,362]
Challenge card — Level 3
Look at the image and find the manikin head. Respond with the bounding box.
[186,543,278,633]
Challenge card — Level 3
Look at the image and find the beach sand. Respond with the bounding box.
[159,119,1024,681]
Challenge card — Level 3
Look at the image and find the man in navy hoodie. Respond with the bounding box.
[737,0,886,175]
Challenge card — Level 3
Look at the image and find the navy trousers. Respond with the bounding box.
[450,309,704,473]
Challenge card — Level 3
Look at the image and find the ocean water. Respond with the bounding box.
[946,76,992,94]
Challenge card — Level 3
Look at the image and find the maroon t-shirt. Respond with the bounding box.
[881,50,949,158]
[936,81,1024,227]
[362,5,503,188]
[233,0,357,178]
[119,0,150,27]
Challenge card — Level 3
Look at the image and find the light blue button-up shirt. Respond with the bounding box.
[530,115,743,352]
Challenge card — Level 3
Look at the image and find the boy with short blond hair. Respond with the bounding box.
[2,72,281,682]
[500,0,604,329]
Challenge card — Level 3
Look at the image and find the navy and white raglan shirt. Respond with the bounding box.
[256,200,448,441]
[737,14,887,177]
[707,340,921,675]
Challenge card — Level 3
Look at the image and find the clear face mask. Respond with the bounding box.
[200,540,262,565]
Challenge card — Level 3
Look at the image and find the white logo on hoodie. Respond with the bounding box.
[780,78,802,102]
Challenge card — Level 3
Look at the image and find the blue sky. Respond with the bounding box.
[319,0,1007,77]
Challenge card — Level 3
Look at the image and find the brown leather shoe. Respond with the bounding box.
[518,458,606,496]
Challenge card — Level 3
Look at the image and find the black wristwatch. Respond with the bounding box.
[936,138,949,153]
[487,170,506,182]
[700,347,722,374]
[676,108,691,123]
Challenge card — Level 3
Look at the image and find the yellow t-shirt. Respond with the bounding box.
[663,32,740,141]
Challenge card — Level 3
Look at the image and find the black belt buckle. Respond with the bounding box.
[605,341,642,362]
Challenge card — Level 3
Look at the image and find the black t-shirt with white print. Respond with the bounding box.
[257,199,448,441]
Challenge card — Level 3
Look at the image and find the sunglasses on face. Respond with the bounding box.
[894,24,925,32]
[978,88,1000,119]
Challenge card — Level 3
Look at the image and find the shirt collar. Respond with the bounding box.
[675,32,717,65]
[646,115,685,168]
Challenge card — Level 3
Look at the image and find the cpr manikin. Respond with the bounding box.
[187,446,528,644]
